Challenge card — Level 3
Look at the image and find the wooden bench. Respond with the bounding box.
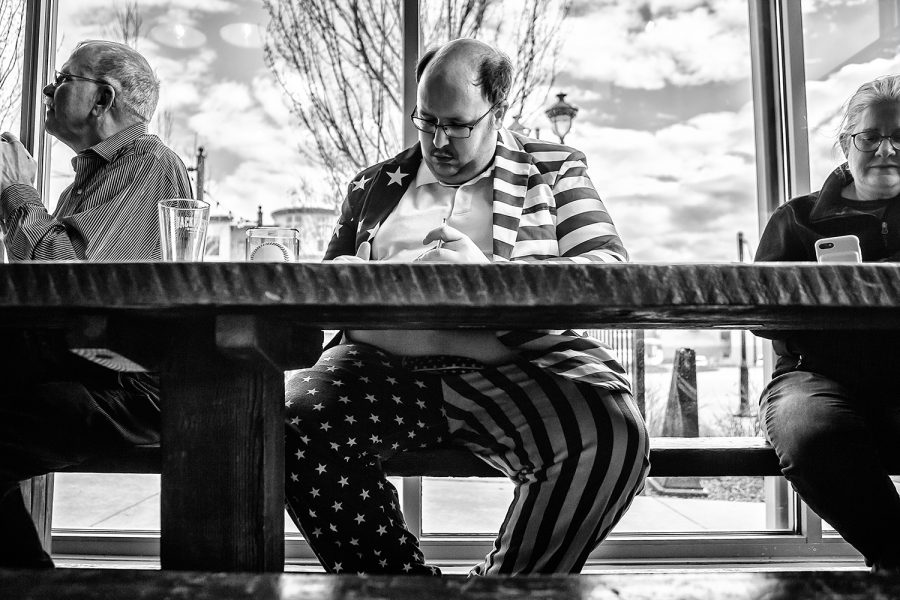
[5,261,898,572]
[2,568,897,599]
[63,436,783,477]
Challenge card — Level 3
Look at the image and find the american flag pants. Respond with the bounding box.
[284,342,649,575]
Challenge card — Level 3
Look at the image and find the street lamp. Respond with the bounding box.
[545,92,578,144]
[736,231,753,417]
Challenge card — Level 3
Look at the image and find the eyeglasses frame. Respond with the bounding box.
[850,131,900,153]
[52,70,111,88]
[410,102,501,139]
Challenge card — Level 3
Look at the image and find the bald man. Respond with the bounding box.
[283,39,648,575]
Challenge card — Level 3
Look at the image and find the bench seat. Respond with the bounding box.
[62,437,783,478]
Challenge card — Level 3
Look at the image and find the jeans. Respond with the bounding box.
[761,370,900,567]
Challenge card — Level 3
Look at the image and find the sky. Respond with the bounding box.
[37,0,900,261]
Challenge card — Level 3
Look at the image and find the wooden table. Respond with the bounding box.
[4,261,899,572]
[1,568,897,599]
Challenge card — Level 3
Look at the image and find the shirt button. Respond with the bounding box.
[75,189,83,195]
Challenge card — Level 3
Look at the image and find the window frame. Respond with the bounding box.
[15,0,858,567]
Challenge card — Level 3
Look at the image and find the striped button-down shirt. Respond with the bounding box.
[0,123,192,261]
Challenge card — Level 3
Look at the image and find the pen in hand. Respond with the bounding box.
[435,218,447,250]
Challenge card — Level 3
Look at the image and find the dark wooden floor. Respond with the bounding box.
[2,569,899,599]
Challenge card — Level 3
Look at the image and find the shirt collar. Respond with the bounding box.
[415,158,494,189]
[82,122,148,162]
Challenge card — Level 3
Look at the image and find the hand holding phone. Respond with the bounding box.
[815,234,862,263]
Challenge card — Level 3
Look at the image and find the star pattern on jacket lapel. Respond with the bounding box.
[385,168,408,186]
[352,175,371,191]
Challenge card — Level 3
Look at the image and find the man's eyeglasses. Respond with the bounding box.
[851,131,900,152]
[52,70,110,88]
[410,103,499,139]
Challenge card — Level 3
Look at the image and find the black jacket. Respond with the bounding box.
[754,164,900,387]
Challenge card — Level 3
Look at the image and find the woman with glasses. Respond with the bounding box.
[756,75,900,574]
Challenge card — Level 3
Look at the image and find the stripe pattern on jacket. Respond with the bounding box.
[325,129,631,392]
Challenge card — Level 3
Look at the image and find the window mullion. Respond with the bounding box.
[779,0,811,200]
[402,0,419,148]
[401,477,423,539]
[19,0,57,208]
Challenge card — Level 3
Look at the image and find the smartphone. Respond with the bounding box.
[814,234,862,263]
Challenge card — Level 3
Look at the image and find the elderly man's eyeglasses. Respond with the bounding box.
[410,104,499,139]
[52,70,110,88]
[851,131,900,152]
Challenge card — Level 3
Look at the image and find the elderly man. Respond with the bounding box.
[0,40,191,567]
[0,40,191,259]
[283,39,649,575]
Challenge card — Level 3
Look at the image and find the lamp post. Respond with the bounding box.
[545,92,578,144]
[736,231,752,417]
[187,146,207,204]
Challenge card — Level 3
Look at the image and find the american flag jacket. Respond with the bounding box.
[326,128,631,392]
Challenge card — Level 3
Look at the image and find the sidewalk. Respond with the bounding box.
[53,474,766,534]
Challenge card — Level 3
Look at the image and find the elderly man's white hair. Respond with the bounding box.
[75,40,160,123]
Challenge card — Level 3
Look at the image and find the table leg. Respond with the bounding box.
[159,318,284,572]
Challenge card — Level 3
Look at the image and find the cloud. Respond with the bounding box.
[568,102,759,262]
[561,0,750,90]
[206,161,332,222]
[59,0,238,16]
[183,75,333,219]
[188,80,290,156]
[152,48,218,110]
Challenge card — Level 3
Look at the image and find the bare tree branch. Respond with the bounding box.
[0,0,25,132]
[263,0,570,202]
[108,1,144,49]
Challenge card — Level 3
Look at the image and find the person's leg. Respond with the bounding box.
[443,360,649,574]
[867,389,900,571]
[283,343,448,575]
[0,482,53,568]
[0,338,160,568]
[761,370,900,567]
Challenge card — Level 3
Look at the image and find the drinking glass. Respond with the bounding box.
[246,227,300,261]
[158,199,210,261]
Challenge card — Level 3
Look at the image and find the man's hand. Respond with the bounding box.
[0,133,37,194]
[418,223,489,263]
[329,254,367,263]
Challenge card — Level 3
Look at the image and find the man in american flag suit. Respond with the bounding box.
[284,39,649,575]
[0,40,191,567]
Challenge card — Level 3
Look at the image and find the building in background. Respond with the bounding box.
[205,195,337,261]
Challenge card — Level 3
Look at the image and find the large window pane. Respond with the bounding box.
[46,0,787,546]
[422,0,774,537]
[49,0,347,255]
[422,336,771,535]
[49,0,375,535]
[801,0,900,538]
[803,0,893,186]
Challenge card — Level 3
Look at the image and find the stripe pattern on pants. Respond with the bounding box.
[283,343,648,575]
[442,359,649,574]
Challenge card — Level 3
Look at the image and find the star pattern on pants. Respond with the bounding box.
[284,344,446,575]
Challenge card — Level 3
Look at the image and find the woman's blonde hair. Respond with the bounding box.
[838,74,900,157]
